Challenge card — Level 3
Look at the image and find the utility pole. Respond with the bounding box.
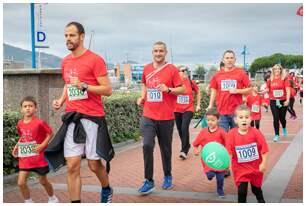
[88,30,95,49]
[30,3,36,69]
[241,45,250,71]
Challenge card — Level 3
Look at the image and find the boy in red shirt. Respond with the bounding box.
[226,105,269,203]
[245,82,268,129]
[193,108,227,198]
[11,96,58,203]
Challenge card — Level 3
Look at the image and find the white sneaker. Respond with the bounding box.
[48,195,59,203]
[25,198,34,203]
[179,152,187,160]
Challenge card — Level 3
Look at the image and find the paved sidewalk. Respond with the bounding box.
[3,100,303,203]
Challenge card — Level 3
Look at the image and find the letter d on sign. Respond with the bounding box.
[37,31,46,42]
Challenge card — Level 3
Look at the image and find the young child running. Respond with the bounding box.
[245,82,267,129]
[11,96,58,203]
[226,105,269,203]
[192,108,227,198]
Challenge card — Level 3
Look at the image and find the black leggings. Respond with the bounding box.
[287,97,296,117]
[238,182,265,203]
[174,111,193,154]
[270,100,288,136]
[250,120,260,129]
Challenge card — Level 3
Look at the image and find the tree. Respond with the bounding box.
[249,53,303,75]
[194,64,206,80]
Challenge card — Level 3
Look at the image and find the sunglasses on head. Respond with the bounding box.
[180,69,187,72]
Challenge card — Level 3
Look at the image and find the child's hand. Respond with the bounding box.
[259,163,266,172]
[32,144,44,154]
[11,146,18,158]
[193,148,199,156]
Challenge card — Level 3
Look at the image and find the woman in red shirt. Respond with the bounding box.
[174,66,201,159]
[266,64,290,142]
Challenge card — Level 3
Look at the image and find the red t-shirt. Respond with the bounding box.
[210,68,250,115]
[142,63,183,120]
[62,50,108,117]
[266,78,290,100]
[226,127,269,187]
[290,87,297,97]
[17,117,52,169]
[174,79,199,113]
[246,93,262,120]
[192,127,227,172]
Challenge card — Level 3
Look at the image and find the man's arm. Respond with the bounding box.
[52,85,67,110]
[156,84,185,95]
[86,75,112,96]
[137,83,147,106]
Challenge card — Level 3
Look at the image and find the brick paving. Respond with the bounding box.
[3,98,303,203]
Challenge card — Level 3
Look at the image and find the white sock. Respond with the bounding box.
[24,198,33,203]
[48,195,56,199]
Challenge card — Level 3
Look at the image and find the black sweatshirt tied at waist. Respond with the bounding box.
[44,112,115,173]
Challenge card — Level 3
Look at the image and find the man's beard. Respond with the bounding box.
[66,42,79,51]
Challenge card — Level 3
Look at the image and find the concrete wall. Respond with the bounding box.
[4,68,65,131]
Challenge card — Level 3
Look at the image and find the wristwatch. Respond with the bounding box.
[167,88,172,94]
[80,82,88,92]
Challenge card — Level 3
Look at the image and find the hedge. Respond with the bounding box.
[3,88,209,175]
[3,111,21,175]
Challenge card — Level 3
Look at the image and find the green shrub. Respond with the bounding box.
[193,85,210,119]
[3,111,21,175]
[103,92,142,144]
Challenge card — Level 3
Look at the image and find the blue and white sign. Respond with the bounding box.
[35,4,49,48]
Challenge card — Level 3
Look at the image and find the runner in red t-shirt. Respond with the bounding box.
[193,108,227,198]
[174,65,201,160]
[11,96,58,203]
[52,22,113,203]
[208,50,251,132]
[226,105,269,203]
[136,41,185,195]
[245,82,268,129]
[266,64,290,142]
[287,79,298,119]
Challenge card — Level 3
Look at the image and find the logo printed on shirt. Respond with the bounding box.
[221,80,237,91]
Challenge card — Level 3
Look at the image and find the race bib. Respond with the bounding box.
[147,89,163,102]
[251,104,260,113]
[221,80,237,91]
[67,84,88,101]
[177,95,190,104]
[273,90,284,98]
[18,141,38,158]
[235,142,259,163]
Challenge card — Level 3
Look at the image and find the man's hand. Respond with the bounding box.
[284,100,290,107]
[196,105,201,112]
[156,84,168,92]
[259,162,267,173]
[137,97,145,106]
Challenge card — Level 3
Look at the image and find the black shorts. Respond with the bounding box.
[300,91,303,98]
[19,166,50,176]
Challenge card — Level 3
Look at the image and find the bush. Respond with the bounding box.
[103,92,142,144]
[3,110,21,175]
[193,85,210,119]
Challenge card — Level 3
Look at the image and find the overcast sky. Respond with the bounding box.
[3,3,303,66]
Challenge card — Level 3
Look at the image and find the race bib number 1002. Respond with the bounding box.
[235,142,259,163]
[147,89,163,102]
[221,80,237,91]
[18,141,38,158]
[67,84,88,101]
